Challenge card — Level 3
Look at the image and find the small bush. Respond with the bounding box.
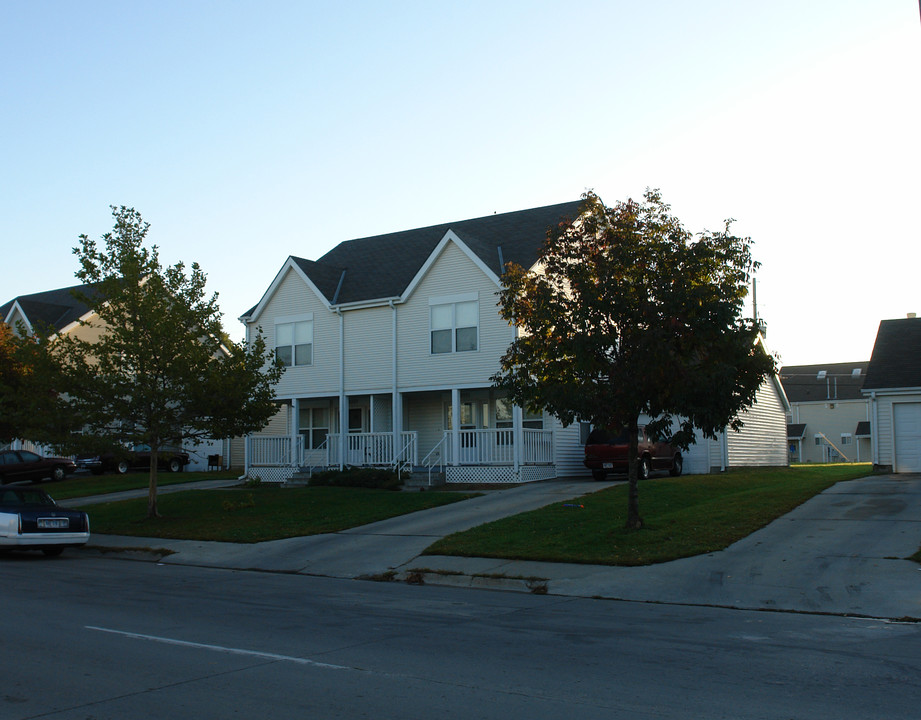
[308,467,402,491]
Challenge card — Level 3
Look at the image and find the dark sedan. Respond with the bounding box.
[0,449,77,485]
[0,486,90,556]
[76,446,190,475]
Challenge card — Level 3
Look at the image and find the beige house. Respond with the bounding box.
[1,284,232,469]
[780,362,871,464]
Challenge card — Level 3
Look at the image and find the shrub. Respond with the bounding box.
[308,467,402,491]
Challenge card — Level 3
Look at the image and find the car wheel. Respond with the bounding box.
[591,469,607,481]
[669,454,683,477]
[168,458,182,473]
[639,457,651,480]
[52,466,66,482]
[116,460,130,474]
[42,547,64,557]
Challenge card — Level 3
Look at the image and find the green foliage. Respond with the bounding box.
[47,206,284,517]
[308,467,403,491]
[493,190,777,527]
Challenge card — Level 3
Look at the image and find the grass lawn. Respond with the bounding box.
[48,470,241,501]
[86,485,478,543]
[425,464,876,566]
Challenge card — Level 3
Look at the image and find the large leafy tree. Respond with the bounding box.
[493,190,776,529]
[53,206,283,517]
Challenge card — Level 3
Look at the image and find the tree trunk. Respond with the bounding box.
[147,439,161,519]
[625,416,644,529]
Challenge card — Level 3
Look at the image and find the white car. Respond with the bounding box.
[0,486,90,556]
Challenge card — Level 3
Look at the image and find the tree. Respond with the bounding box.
[0,322,73,447]
[53,206,284,518]
[493,190,776,529]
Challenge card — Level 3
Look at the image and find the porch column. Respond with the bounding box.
[513,405,523,473]
[392,391,402,466]
[339,394,348,470]
[451,387,461,466]
[291,398,300,467]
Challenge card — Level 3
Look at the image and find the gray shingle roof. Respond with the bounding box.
[285,200,584,307]
[787,423,806,439]
[1,283,101,333]
[863,317,921,391]
[779,361,869,403]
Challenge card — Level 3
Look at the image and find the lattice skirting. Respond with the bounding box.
[246,465,295,484]
[446,465,556,484]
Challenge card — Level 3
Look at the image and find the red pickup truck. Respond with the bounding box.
[584,426,683,481]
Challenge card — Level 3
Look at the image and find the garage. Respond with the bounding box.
[893,403,921,473]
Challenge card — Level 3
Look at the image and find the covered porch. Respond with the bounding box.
[244,388,555,484]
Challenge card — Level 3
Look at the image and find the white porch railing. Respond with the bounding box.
[247,435,303,467]
[442,429,554,465]
[325,431,417,468]
[246,428,552,479]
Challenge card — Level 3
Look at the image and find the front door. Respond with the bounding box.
[347,407,365,465]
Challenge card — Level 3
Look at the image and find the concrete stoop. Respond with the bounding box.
[403,469,446,489]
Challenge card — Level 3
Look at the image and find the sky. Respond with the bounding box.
[2,0,918,366]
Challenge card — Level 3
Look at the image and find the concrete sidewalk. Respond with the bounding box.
[80,474,921,620]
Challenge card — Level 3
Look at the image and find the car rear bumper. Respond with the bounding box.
[1,531,90,548]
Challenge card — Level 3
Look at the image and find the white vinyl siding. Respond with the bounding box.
[726,378,789,467]
[343,305,392,393]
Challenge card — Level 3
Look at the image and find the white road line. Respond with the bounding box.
[85,625,352,671]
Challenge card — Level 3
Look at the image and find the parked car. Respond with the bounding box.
[584,426,682,481]
[0,449,76,485]
[0,486,90,556]
[75,445,190,475]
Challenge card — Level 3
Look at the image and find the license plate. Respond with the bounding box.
[603,463,613,469]
[38,518,69,529]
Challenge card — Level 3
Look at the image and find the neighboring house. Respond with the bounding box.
[780,362,871,463]
[1,284,231,470]
[240,201,790,484]
[862,316,921,473]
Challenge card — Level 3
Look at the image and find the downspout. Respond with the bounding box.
[240,320,252,480]
[390,300,401,468]
[871,391,879,467]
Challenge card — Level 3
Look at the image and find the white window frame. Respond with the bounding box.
[275,313,314,367]
[429,293,479,354]
[840,433,853,445]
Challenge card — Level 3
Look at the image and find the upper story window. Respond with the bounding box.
[275,315,313,367]
[430,293,478,354]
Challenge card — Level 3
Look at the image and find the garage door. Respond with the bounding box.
[893,403,921,473]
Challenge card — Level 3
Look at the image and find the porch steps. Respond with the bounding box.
[403,467,446,489]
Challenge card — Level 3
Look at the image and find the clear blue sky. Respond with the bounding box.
[2,1,918,365]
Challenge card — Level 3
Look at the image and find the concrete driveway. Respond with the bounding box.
[421,474,921,619]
